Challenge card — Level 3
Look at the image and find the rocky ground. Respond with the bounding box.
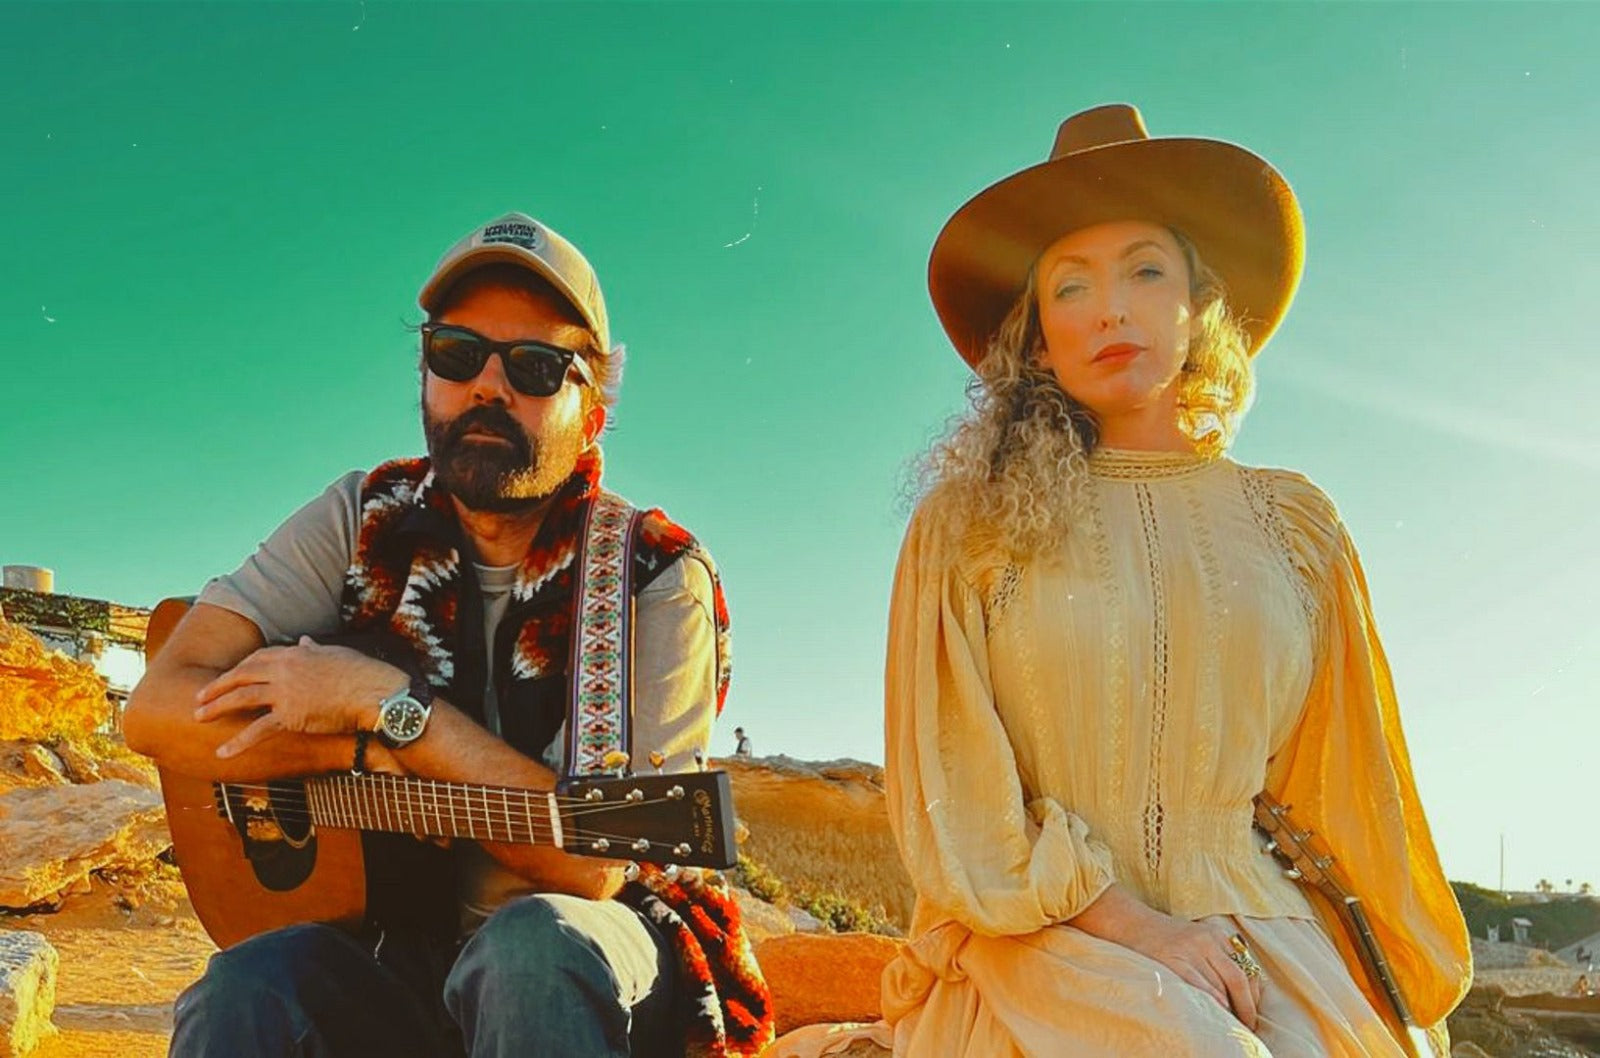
[1,738,1595,1058]
[0,735,211,1058]
[0,874,208,1058]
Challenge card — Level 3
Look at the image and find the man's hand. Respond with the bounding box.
[194,637,406,759]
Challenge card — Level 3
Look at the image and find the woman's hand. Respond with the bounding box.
[194,637,407,759]
[1070,885,1263,1030]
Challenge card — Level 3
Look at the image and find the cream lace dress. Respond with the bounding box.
[767,449,1470,1058]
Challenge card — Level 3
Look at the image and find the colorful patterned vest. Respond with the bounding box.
[337,449,772,1057]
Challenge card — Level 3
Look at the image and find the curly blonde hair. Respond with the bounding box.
[914,228,1255,560]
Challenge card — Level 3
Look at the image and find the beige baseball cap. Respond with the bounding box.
[418,211,610,352]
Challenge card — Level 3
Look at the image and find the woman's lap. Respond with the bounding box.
[766,913,1407,1058]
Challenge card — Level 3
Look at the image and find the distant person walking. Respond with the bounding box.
[733,726,752,757]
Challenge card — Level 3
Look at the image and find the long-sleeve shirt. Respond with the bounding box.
[884,447,1471,1029]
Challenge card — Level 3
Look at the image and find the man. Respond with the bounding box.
[733,727,752,757]
[124,212,768,1058]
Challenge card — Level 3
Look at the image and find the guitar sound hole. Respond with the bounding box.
[267,781,314,846]
[221,782,319,892]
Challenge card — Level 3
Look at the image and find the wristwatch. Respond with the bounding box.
[374,677,433,749]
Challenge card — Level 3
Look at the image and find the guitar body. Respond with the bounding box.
[161,767,363,949]
[145,596,736,953]
[160,767,456,949]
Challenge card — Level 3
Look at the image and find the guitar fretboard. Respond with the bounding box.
[304,774,559,846]
[1254,794,1422,1052]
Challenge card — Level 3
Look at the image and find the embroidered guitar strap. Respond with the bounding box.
[564,490,644,777]
[562,491,775,1057]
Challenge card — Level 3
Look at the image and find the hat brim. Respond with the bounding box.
[418,245,609,350]
[929,136,1304,368]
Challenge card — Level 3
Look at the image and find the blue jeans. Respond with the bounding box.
[169,894,681,1058]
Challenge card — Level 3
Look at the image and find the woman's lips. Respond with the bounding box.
[1092,342,1144,364]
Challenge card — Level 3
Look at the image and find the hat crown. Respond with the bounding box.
[419,210,610,353]
[1049,103,1150,160]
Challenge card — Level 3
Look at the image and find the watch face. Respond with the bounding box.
[381,696,427,742]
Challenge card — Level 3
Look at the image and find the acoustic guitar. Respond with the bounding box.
[144,598,738,950]
[1253,792,1439,1058]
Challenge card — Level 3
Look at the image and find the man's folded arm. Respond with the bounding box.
[123,602,354,780]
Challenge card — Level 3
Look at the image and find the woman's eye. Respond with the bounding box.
[1053,281,1087,299]
[1133,264,1165,280]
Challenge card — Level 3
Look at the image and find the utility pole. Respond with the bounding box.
[1500,833,1506,897]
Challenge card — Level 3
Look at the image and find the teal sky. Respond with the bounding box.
[3,2,1597,894]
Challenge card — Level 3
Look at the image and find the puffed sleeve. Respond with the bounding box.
[1262,472,1472,1030]
[884,507,1116,937]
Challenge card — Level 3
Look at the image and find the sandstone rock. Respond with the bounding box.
[0,780,169,909]
[0,931,58,1057]
[95,756,159,790]
[46,741,100,784]
[787,906,824,933]
[755,932,904,1035]
[1448,985,1597,1058]
[719,755,914,933]
[18,747,66,788]
[733,887,795,945]
[0,744,68,794]
[1474,938,1568,972]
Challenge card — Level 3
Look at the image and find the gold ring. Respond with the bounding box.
[1226,935,1264,980]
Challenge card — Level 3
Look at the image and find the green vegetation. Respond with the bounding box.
[733,852,901,937]
[735,853,789,905]
[1453,881,1600,951]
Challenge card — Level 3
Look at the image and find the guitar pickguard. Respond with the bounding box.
[216,781,319,892]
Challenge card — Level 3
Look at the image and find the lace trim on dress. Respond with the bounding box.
[981,562,1023,628]
[1238,469,1321,629]
[1085,486,1129,808]
[1089,447,1221,481]
[1135,483,1170,879]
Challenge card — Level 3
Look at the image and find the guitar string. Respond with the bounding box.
[194,807,697,854]
[173,799,695,854]
[191,784,700,849]
[204,784,686,822]
[201,798,682,830]
[206,786,692,844]
[199,779,694,817]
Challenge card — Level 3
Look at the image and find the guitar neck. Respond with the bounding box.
[1342,897,1416,1024]
[1253,794,1421,1044]
[304,774,561,847]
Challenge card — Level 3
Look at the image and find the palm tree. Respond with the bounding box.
[1537,878,1555,894]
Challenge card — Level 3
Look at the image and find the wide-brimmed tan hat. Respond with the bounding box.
[928,104,1304,369]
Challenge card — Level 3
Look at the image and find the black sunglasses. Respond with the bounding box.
[421,323,596,398]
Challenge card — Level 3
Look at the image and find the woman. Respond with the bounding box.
[772,105,1470,1057]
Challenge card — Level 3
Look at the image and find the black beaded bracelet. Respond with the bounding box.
[351,730,372,775]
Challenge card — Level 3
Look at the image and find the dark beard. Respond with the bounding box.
[424,404,566,513]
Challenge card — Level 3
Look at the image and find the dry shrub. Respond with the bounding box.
[0,615,110,740]
[734,852,901,937]
[730,765,916,932]
[739,823,913,932]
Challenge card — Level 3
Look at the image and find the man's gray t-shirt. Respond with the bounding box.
[198,471,721,929]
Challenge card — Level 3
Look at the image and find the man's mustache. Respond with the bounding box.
[443,407,530,455]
